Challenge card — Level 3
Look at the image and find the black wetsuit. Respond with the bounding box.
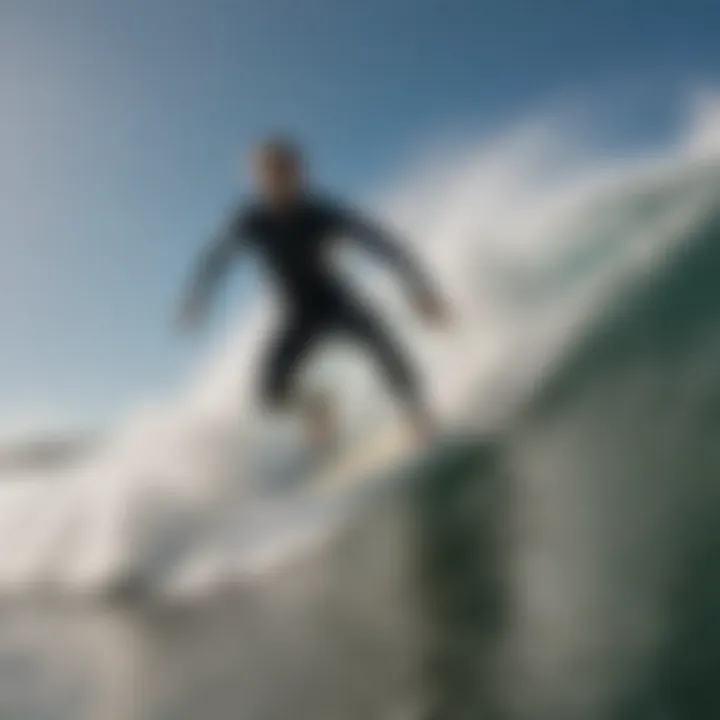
[190,195,433,408]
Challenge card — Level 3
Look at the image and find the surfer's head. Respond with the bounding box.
[252,137,305,208]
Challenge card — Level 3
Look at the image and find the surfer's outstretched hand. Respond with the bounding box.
[415,290,454,328]
[176,299,206,334]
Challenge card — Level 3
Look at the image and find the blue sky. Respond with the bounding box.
[1,0,719,435]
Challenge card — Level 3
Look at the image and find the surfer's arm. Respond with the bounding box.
[341,208,441,313]
[178,211,248,329]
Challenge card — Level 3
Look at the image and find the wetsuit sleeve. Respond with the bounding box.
[337,206,436,302]
[181,209,250,317]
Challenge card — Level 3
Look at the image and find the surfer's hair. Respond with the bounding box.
[256,136,303,171]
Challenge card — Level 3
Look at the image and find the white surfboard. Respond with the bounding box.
[313,423,423,491]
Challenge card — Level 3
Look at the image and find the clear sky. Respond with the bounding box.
[1,0,719,436]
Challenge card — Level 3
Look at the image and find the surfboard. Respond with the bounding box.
[313,423,423,490]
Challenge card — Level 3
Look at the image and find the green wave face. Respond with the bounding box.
[488,188,720,719]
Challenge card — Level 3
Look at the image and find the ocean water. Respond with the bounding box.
[1,97,720,719]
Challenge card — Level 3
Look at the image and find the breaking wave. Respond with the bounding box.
[0,94,719,610]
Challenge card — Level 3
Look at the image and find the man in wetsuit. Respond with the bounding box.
[179,139,449,446]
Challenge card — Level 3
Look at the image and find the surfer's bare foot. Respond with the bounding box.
[303,391,338,452]
[409,408,438,444]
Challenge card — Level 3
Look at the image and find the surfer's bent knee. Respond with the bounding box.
[260,375,294,410]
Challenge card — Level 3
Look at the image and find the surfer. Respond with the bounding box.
[178,139,450,447]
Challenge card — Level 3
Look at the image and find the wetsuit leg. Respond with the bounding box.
[337,302,422,409]
[260,311,325,407]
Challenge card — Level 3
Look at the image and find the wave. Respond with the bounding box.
[0,96,719,603]
[0,95,719,720]
[493,205,720,720]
